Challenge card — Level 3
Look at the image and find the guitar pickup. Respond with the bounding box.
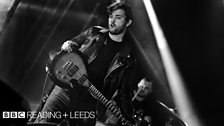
[63,61,79,77]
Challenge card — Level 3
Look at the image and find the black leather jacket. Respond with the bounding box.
[70,26,141,121]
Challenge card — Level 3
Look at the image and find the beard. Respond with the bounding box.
[109,23,126,35]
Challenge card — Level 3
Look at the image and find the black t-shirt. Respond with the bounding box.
[88,34,124,89]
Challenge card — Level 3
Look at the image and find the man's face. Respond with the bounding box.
[108,9,128,35]
[134,80,153,102]
[138,81,153,97]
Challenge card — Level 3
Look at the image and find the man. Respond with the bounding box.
[132,78,153,125]
[132,79,181,126]
[33,2,142,126]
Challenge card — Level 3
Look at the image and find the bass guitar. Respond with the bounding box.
[47,50,134,126]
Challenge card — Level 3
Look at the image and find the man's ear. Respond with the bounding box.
[126,19,132,27]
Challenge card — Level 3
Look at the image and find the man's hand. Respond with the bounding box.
[138,78,147,89]
[61,40,75,52]
[138,78,152,92]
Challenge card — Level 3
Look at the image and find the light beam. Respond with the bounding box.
[142,0,203,126]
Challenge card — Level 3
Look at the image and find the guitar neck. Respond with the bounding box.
[87,84,133,126]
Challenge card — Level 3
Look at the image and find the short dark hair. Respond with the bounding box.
[107,2,133,21]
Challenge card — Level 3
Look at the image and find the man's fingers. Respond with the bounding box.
[61,41,73,52]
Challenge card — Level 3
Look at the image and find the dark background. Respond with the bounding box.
[0,0,223,126]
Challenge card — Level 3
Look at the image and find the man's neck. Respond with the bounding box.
[108,32,125,42]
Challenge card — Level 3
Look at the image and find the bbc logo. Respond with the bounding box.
[2,111,26,118]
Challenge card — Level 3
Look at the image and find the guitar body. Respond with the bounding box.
[48,50,89,88]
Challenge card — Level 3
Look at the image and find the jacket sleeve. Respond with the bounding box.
[69,26,106,49]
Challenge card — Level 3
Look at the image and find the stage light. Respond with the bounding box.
[142,0,203,126]
[0,0,16,36]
